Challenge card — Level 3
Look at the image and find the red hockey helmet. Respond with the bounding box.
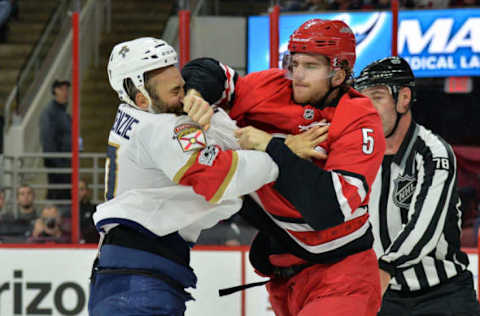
[288,19,356,69]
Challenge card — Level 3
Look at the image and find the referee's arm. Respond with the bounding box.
[379,149,456,274]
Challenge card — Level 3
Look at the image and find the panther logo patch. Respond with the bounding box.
[393,174,417,209]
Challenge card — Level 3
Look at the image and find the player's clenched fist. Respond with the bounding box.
[235,126,273,152]
[183,89,213,129]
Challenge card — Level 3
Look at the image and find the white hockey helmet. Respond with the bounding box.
[107,37,178,112]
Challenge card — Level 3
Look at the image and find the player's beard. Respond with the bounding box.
[149,90,183,115]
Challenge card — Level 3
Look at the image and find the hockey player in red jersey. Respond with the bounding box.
[182,19,386,316]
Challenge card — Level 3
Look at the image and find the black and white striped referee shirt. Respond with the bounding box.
[369,121,469,292]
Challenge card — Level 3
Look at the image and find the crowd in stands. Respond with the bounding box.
[280,0,480,11]
[3,170,474,248]
[0,78,100,245]
[0,180,99,244]
[0,177,256,246]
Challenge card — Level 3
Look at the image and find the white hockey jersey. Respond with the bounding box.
[93,104,278,242]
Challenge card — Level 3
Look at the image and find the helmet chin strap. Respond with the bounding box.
[385,86,407,138]
[386,108,402,138]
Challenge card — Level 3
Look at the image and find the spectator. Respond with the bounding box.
[414,0,449,8]
[0,187,5,218]
[31,205,69,242]
[327,0,364,10]
[306,0,329,10]
[0,115,4,153]
[0,187,32,242]
[370,0,391,8]
[454,0,480,6]
[79,178,98,243]
[0,185,37,241]
[280,0,306,11]
[15,184,37,223]
[9,0,17,19]
[281,0,328,11]
[368,0,437,9]
[0,187,7,235]
[0,0,11,43]
[39,80,72,201]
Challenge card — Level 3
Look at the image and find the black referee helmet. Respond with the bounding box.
[355,56,416,104]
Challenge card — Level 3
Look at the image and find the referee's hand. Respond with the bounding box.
[379,269,391,297]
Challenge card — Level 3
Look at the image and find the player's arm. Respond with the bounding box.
[182,58,273,126]
[182,57,238,110]
[139,122,278,204]
[235,125,329,160]
[378,141,457,274]
[172,145,278,204]
[237,109,384,231]
[266,115,385,230]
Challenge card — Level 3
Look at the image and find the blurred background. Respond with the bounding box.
[0,0,478,252]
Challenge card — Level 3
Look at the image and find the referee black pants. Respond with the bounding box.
[379,270,480,316]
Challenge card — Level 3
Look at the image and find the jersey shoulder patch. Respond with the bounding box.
[173,123,207,152]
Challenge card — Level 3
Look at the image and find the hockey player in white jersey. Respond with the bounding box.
[87,37,279,316]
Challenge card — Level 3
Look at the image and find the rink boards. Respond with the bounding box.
[0,245,477,316]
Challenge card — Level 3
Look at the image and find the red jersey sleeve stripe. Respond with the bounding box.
[175,149,239,203]
[287,213,369,246]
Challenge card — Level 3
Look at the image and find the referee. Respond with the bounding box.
[356,57,480,316]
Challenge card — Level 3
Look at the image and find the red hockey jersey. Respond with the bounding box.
[183,59,385,263]
[233,68,385,257]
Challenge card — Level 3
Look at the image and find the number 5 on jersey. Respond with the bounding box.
[362,128,374,155]
[105,142,120,200]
